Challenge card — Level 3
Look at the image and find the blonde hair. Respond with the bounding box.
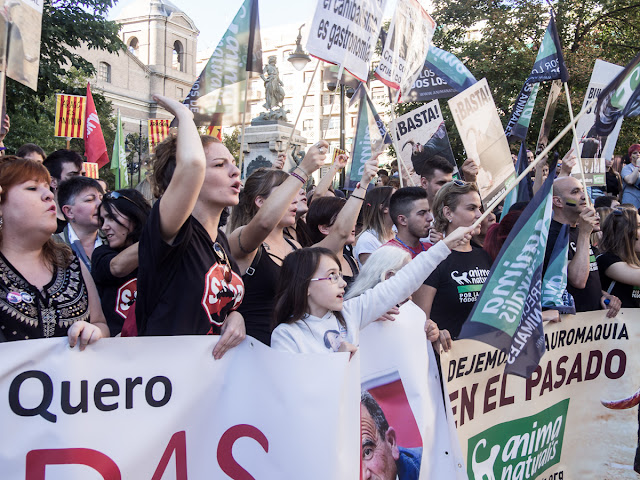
[432,181,480,233]
[345,247,411,300]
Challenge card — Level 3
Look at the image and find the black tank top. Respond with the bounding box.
[239,237,297,346]
[342,245,359,291]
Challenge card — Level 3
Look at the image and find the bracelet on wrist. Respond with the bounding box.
[350,194,365,201]
[290,171,306,184]
[296,165,309,177]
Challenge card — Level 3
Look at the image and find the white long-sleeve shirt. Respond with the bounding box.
[271,241,451,353]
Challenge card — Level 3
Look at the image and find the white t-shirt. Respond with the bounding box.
[354,230,383,268]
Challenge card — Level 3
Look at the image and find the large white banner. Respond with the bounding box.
[306,0,387,82]
[374,0,436,100]
[0,336,360,479]
[449,78,517,209]
[572,59,625,186]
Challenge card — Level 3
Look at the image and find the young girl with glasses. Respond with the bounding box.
[270,225,473,354]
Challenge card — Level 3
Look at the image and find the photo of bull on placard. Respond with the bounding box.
[392,100,457,181]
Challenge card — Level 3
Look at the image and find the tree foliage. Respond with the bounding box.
[5,0,123,156]
[395,0,640,162]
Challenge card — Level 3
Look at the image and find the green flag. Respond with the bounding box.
[111,110,128,189]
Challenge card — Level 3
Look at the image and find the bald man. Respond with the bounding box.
[361,391,422,480]
[543,176,620,316]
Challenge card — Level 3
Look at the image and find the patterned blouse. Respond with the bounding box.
[0,252,90,341]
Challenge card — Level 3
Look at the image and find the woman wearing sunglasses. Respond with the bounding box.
[91,189,151,336]
[135,95,245,359]
[421,180,493,348]
[596,207,640,308]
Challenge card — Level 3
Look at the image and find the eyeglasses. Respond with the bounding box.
[452,179,469,186]
[310,272,344,284]
[105,191,138,206]
[213,242,233,283]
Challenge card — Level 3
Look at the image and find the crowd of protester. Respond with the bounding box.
[0,100,636,363]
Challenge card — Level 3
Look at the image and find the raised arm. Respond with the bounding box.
[315,153,380,252]
[154,95,206,244]
[312,151,347,201]
[567,208,597,289]
[229,141,328,264]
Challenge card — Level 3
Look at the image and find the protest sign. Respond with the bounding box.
[449,78,516,209]
[1,0,43,91]
[375,0,436,100]
[360,301,467,479]
[54,94,86,138]
[306,0,387,82]
[571,59,624,186]
[0,336,360,479]
[445,309,640,480]
[391,100,456,179]
[404,46,477,103]
[148,119,170,154]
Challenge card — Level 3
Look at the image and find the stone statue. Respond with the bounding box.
[260,55,287,121]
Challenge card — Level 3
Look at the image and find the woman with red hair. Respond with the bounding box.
[0,156,108,345]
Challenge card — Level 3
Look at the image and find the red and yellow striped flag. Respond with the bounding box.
[148,119,170,153]
[206,125,222,140]
[54,94,86,138]
[84,162,99,179]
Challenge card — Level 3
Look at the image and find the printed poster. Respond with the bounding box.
[449,78,517,209]
[360,301,466,479]
[391,99,457,179]
[444,309,640,479]
[572,59,625,187]
[306,0,387,82]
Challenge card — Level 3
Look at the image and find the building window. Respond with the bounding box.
[303,119,313,131]
[176,86,184,99]
[99,62,111,83]
[322,117,340,130]
[304,70,315,83]
[128,37,139,57]
[173,41,184,72]
[322,93,334,106]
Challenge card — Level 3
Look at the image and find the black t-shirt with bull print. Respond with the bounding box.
[424,247,493,339]
[136,200,244,336]
[92,245,138,336]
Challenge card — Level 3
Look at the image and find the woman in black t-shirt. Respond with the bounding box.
[91,189,150,336]
[596,207,640,308]
[135,96,245,359]
[0,156,108,345]
[423,181,493,343]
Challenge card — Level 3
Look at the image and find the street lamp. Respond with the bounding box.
[287,24,311,71]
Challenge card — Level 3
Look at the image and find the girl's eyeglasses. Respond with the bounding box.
[310,272,344,284]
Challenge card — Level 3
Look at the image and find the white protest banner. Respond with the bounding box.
[0,336,360,479]
[571,59,625,187]
[444,309,639,480]
[306,0,387,82]
[449,78,517,209]
[1,0,43,91]
[391,100,457,180]
[360,301,467,479]
[374,0,436,101]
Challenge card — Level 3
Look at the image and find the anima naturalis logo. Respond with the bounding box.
[467,399,569,480]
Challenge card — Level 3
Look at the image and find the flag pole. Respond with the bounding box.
[386,90,416,187]
[323,64,344,140]
[239,72,251,175]
[563,82,591,207]
[469,96,598,231]
[284,59,320,157]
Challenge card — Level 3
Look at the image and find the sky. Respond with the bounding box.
[109,0,399,52]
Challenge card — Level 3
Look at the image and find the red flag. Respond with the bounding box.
[84,83,109,168]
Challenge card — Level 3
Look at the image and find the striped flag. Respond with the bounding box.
[83,162,100,179]
[54,94,86,138]
[111,111,128,189]
[148,119,170,154]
